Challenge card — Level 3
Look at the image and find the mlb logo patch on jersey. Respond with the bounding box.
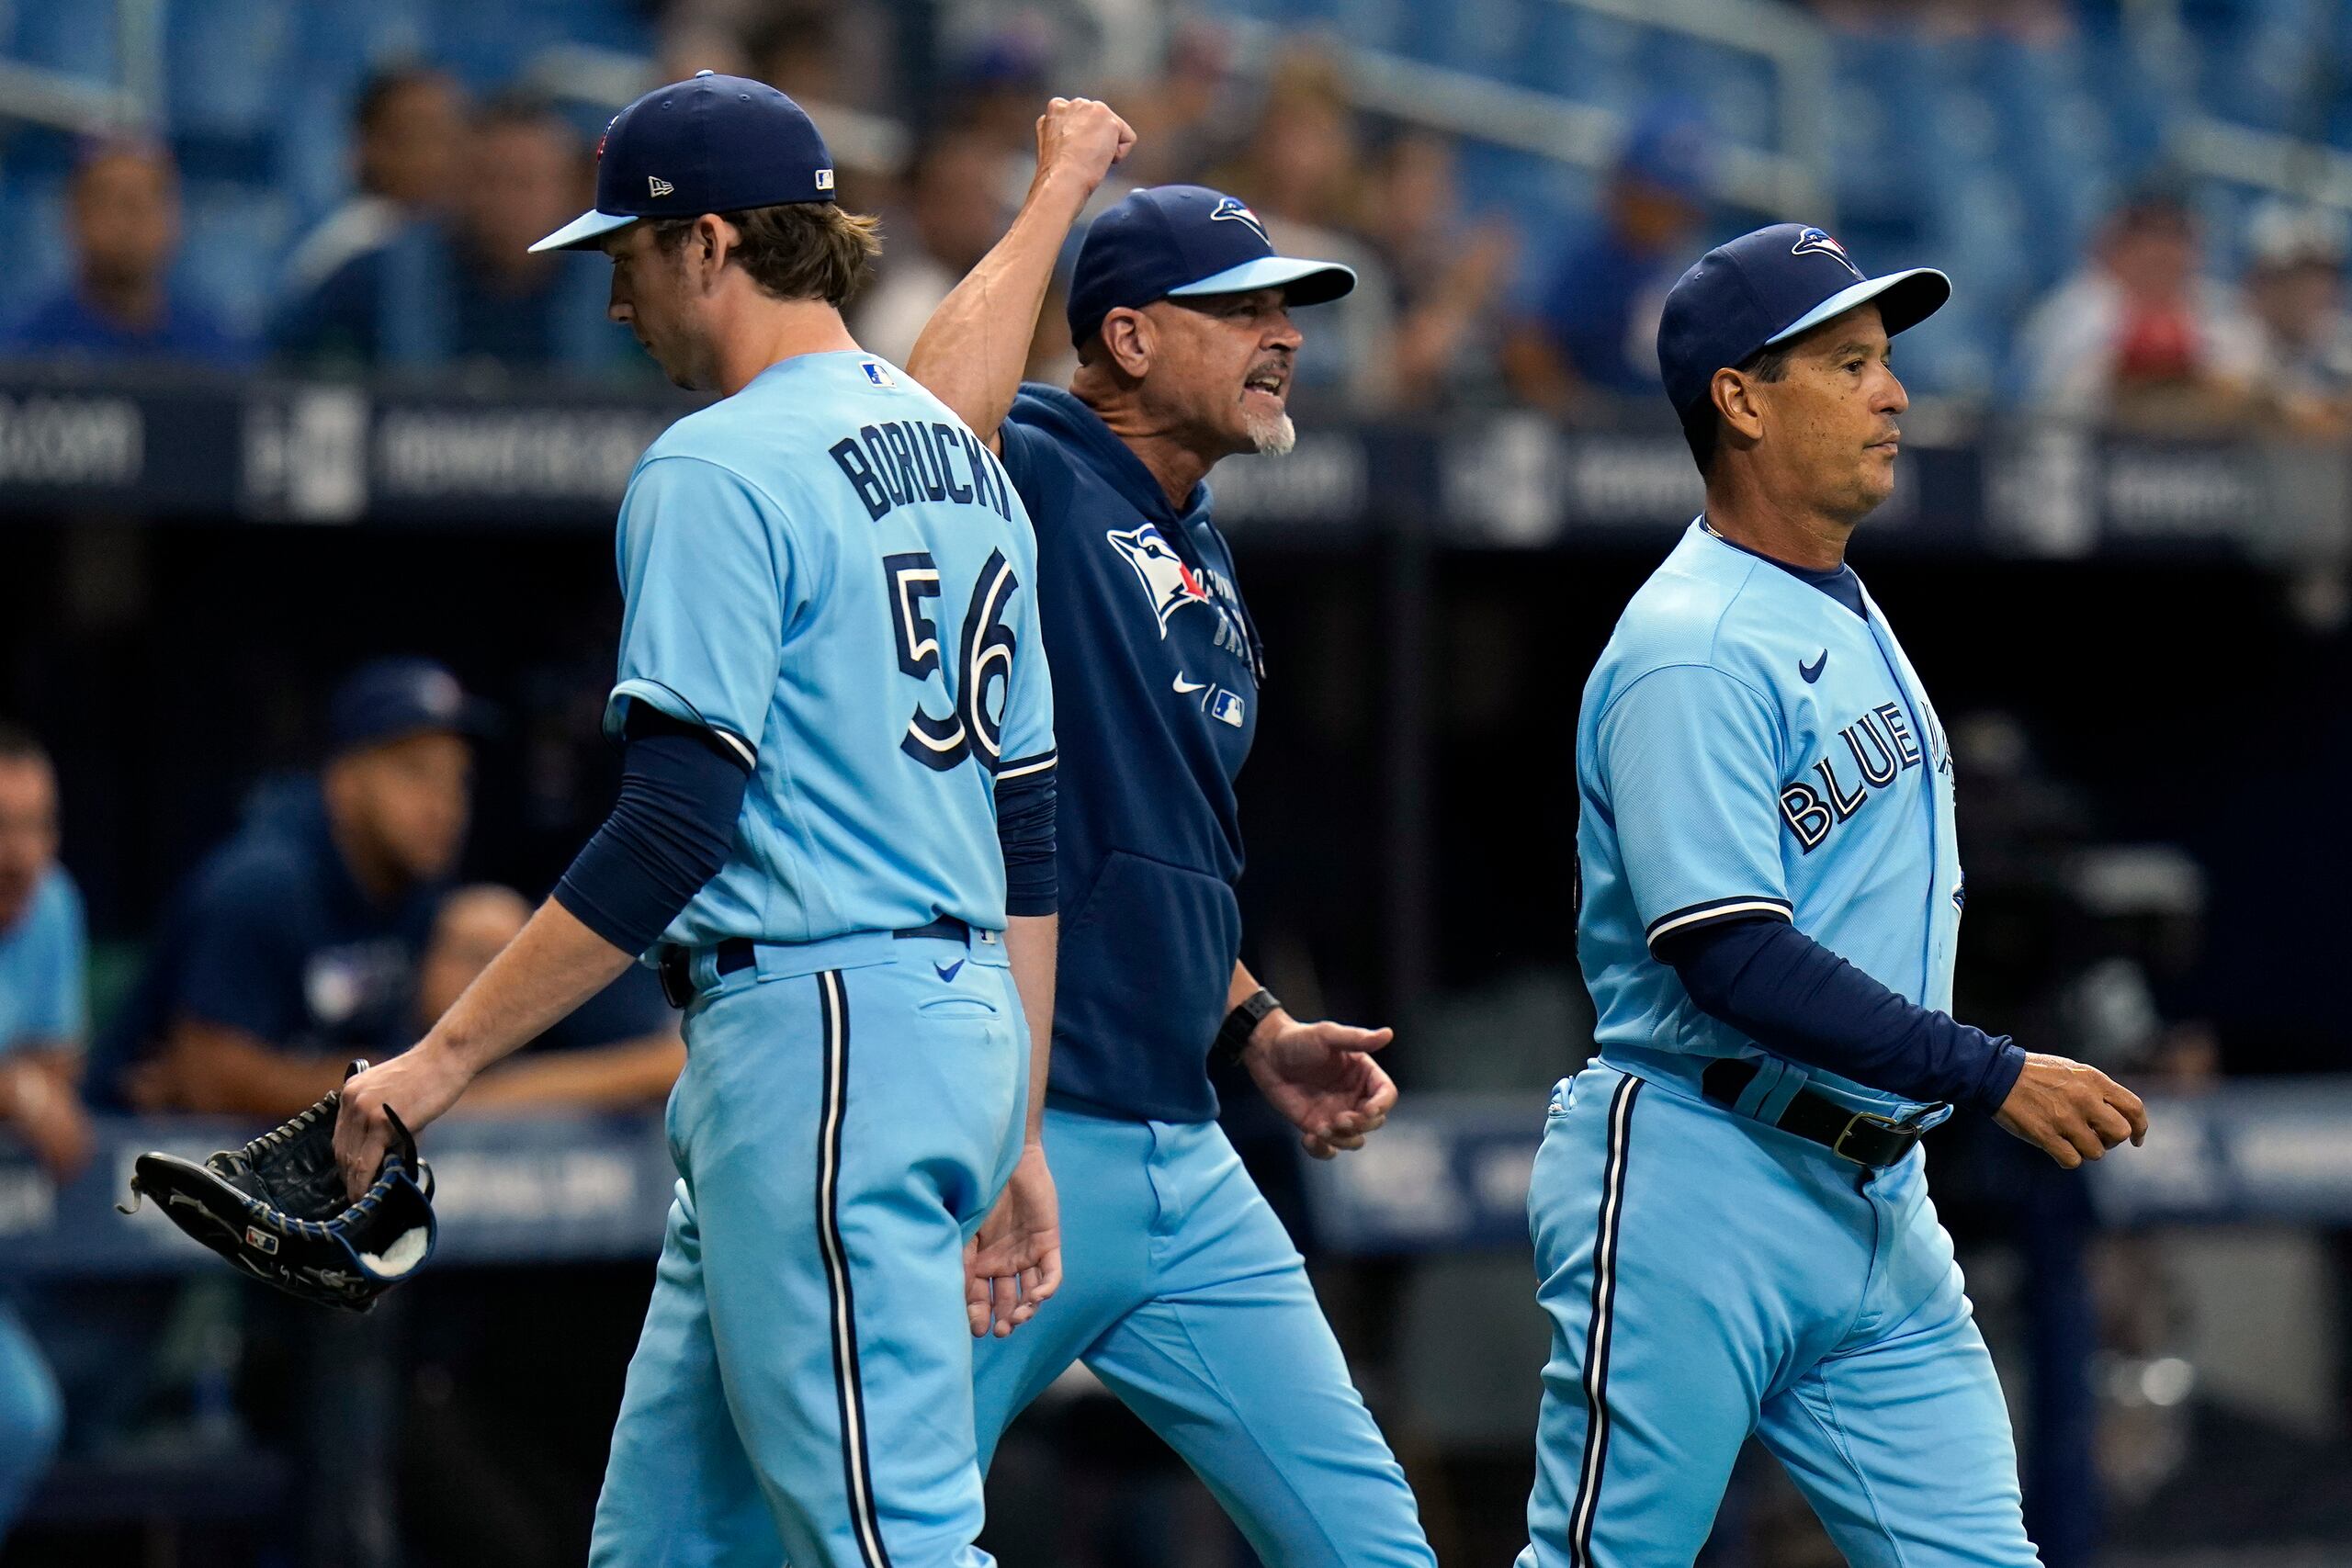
[862,361,895,388]
[1210,691,1246,727]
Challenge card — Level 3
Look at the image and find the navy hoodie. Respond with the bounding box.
[999,385,1263,1123]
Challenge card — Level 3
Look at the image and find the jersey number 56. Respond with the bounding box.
[885,549,1018,774]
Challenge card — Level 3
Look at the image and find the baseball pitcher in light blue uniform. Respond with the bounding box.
[1521,226,2149,1565]
[336,77,1060,1568]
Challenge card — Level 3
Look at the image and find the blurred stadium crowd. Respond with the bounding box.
[2,0,2352,1565]
[12,1,2352,430]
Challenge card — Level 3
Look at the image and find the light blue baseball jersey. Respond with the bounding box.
[605,351,1053,950]
[1576,519,1959,1113]
[0,867,85,1054]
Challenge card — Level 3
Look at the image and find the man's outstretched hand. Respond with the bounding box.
[1246,1015,1399,1159]
[1996,1052,2148,1169]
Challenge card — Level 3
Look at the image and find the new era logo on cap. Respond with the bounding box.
[649,175,674,197]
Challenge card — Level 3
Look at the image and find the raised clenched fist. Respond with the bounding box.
[1032,96,1136,198]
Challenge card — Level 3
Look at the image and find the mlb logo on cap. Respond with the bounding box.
[531,71,838,254]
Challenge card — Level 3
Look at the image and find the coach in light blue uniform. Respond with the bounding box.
[334,76,1056,1568]
[907,101,1435,1568]
[1521,225,2149,1565]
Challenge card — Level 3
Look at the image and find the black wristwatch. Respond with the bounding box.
[1214,987,1283,1066]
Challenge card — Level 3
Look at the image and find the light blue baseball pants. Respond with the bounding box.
[589,927,1027,1568]
[1520,1062,2041,1568]
[971,1104,1436,1568]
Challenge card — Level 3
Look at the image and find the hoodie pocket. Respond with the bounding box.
[1056,850,1241,1061]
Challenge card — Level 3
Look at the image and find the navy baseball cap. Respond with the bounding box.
[530,72,835,254]
[328,659,496,757]
[1657,223,1951,423]
[1066,185,1357,348]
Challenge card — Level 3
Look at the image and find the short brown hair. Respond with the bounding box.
[649,203,882,308]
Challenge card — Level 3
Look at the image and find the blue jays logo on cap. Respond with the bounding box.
[1208,196,1271,243]
[1790,227,1863,278]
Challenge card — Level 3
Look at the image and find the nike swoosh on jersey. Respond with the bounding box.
[1172,672,1209,694]
[1800,650,1828,683]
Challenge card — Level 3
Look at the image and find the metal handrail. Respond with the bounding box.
[1544,0,1836,219]
[2121,0,2352,212]
[521,43,913,175]
[0,57,144,135]
[1217,16,1827,220]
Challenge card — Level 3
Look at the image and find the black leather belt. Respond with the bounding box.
[657,916,975,1008]
[1701,1058,1929,1169]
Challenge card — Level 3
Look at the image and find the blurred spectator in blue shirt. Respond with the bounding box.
[92,660,678,1117]
[0,722,90,1179]
[282,64,468,298]
[0,141,251,367]
[272,96,624,379]
[0,722,79,1541]
[93,659,487,1115]
[1502,102,1711,413]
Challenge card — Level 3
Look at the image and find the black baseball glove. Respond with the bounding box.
[121,1062,437,1313]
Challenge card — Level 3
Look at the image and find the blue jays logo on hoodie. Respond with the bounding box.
[1791,226,1863,279]
[1108,524,1217,634]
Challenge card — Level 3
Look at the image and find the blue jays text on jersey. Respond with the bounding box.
[1574,519,1962,1116]
[605,351,1054,952]
[998,383,1261,1124]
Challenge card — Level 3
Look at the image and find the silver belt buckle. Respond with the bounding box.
[1832,1109,1911,1166]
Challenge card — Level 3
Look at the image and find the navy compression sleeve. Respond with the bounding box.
[1662,919,2027,1114]
[552,709,750,955]
[995,765,1057,917]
